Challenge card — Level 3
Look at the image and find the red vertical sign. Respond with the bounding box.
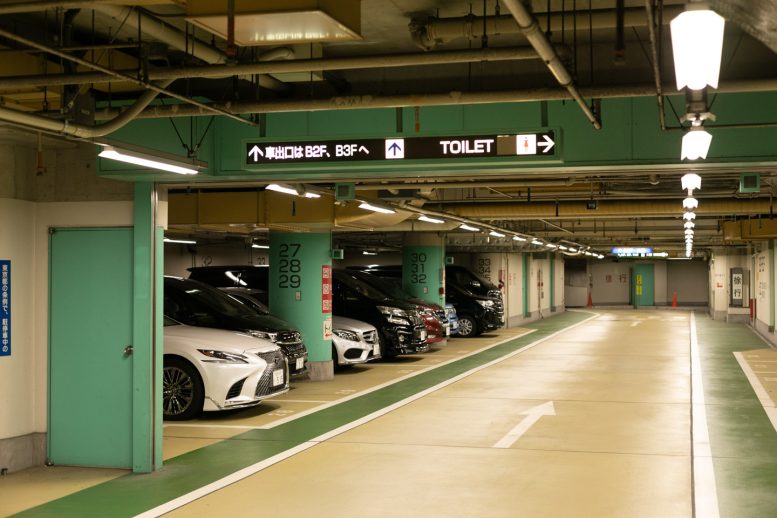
[322,265,332,313]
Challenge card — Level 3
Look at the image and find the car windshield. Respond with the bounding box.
[451,267,492,288]
[353,271,411,300]
[336,272,391,301]
[167,279,259,319]
[227,293,270,314]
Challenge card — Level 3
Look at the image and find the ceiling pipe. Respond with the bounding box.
[0,27,252,127]
[0,79,175,138]
[500,0,602,129]
[355,178,576,190]
[644,0,667,130]
[410,6,684,50]
[0,0,115,14]
[90,78,777,120]
[0,46,546,90]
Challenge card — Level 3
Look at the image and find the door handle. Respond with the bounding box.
[123,345,134,357]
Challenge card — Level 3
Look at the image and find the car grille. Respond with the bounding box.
[276,330,302,345]
[362,329,378,344]
[408,311,423,326]
[487,289,505,316]
[254,350,287,397]
[280,341,306,359]
[344,348,364,359]
[226,378,246,400]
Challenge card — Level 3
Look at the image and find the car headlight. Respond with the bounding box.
[333,329,359,341]
[197,349,249,363]
[476,299,495,308]
[249,330,279,342]
[377,305,411,325]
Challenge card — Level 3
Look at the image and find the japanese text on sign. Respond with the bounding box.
[1,260,10,357]
[322,265,332,313]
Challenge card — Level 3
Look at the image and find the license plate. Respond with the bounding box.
[295,357,304,370]
[445,324,451,337]
[272,369,284,386]
[419,329,427,341]
[373,342,380,354]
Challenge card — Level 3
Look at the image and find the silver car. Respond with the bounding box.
[332,316,381,366]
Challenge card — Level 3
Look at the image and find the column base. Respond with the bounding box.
[306,360,334,381]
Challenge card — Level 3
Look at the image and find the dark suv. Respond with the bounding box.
[164,276,308,375]
[353,264,504,338]
[333,269,428,357]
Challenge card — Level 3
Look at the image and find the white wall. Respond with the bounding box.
[554,256,565,310]
[754,247,771,330]
[0,199,35,440]
[506,253,523,323]
[591,260,631,305]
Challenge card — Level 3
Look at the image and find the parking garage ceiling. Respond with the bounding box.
[2,0,777,255]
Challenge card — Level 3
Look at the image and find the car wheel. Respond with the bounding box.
[163,357,204,421]
[457,315,479,338]
[332,345,340,368]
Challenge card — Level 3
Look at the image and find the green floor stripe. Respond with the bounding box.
[694,314,777,518]
[15,311,591,518]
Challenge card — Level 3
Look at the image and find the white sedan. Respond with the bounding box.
[332,316,381,366]
[163,316,289,420]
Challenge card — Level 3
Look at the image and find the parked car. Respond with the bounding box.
[164,276,308,375]
[188,265,270,304]
[353,264,504,338]
[221,287,382,367]
[333,269,428,357]
[163,316,289,420]
[332,316,381,366]
[345,269,450,345]
[445,303,460,335]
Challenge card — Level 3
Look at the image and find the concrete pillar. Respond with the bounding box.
[269,232,333,381]
[401,233,445,307]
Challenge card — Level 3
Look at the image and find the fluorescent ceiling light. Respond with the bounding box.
[545,243,558,248]
[164,238,196,245]
[683,197,699,210]
[252,244,269,249]
[489,231,506,238]
[568,247,577,253]
[531,239,543,245]
[583,251,593,256]
[459,224,479,232]
[685,229,694,236]
[99,146,201,175]
[684,221,695,229]
[359,202,396,214]
[683,211,696,221]
[303,192,321,199]
[681,128,712,160]
[558,245,568,251]
[513,235,527,242]
[418,215,445,224]
[670,6,725,90]
[362,250,377,256]
[266,183,299,196]
[597,254,604,259]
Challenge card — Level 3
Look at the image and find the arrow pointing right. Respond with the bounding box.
[537,134,555,154]
[493,401,556,448]
[248,145,263,162]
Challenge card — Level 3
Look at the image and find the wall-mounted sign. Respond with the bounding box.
[322,265,332,313]
[1,260,9,357]
[245,131,556,165]
[611,247,667,258]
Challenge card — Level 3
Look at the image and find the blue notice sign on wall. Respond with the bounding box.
[1,260,9,356]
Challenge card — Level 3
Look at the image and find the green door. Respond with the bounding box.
[633,263,655,307]
[49,228,134,468]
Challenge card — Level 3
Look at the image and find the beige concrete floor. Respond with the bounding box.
[166,310,693,518]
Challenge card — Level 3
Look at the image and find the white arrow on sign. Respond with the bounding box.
[537,134,555,154]
[493,401,555,448]
[248,145,264,161]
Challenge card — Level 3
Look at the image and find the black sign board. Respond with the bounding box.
[244,132,556,165]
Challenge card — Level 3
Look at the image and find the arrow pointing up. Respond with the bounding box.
[493,401,556,448]
[537,134,555,154]
[248,145,263,162]
[387,142,401,156]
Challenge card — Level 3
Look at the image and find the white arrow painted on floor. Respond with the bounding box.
[493,401,555,449]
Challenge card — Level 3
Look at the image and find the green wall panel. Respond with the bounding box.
[462,102,542,131]
[402,245,445,306]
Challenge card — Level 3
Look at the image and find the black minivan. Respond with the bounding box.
[164,276,308,375]
[333,269,428,357]
[188,265,269,304]
[353,264,504,338]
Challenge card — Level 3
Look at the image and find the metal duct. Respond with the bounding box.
[410,6,684,50]
[444,199,772,219]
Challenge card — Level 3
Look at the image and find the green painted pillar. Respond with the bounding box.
[549,252,556,312]
[522,254,530,318]
[132,182,161,472]
[402,233,445,306]
[770,240,775,331]
[269,232,333,381]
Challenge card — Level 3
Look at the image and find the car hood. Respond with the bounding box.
[164,324,279,354]
[229,313,298,333]
[332,316,378,333]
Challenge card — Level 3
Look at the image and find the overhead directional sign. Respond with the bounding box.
[244,131,557,165]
